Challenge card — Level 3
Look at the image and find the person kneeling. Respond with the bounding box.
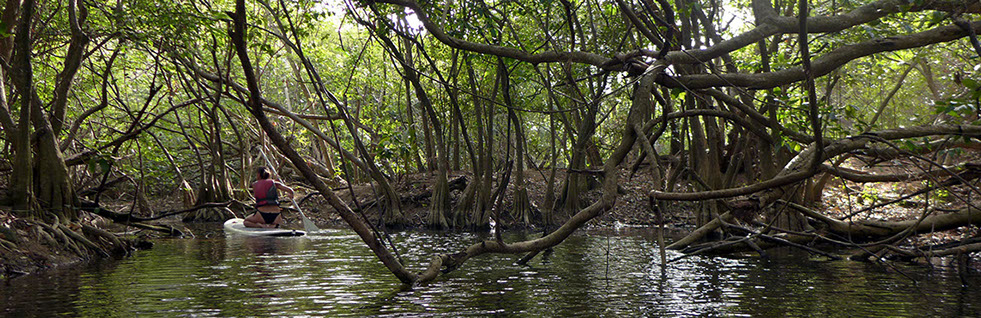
[244,166,295,228]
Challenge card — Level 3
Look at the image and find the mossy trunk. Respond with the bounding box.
[427,167,450,228]
[34,132,77,221]
[7,0,34,214]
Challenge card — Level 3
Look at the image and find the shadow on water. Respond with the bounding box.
[3,225,981,317]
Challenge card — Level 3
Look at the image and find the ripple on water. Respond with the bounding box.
[2,229,981,317]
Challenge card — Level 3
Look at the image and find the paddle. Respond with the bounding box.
[291,197,319,233]
[259,149,319,233]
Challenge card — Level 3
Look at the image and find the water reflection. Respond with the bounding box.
[2,227,980,317]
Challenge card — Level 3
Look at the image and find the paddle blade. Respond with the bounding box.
[302,215,319,233]
[292,198,319,233]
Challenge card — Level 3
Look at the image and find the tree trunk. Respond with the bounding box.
[413,47,436,174]
[7,0,33,214]
[541,67,559,226]
[557,66,594,221]
[391,36,450,228]
[502,59,533,226]
[472,61,500,229]
[448,53,481,227]
[184,84,233,222]
[32,113,77,221]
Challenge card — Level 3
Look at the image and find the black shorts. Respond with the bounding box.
[259,211,280,224]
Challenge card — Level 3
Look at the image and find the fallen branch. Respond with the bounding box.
[77,199,189,236]
[76,176,132,196]
[819,163,967,183]
[887,242,981,258]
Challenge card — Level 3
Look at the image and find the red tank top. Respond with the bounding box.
[253,179,279,207]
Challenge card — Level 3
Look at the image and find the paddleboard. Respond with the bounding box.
[223,218,306,237]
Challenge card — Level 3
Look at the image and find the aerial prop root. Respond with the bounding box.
[20,217,109,257]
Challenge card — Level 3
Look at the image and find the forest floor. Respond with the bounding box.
[296,167,692,230]
[295,157,977,236]
[818,157,980,247]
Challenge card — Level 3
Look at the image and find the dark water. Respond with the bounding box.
[2,226,980,317]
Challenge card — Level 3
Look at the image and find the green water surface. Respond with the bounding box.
[2,227,978,317]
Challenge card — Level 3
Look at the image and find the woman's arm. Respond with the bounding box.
[275,181,295,199]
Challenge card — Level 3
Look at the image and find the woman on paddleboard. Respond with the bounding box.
[244,166,295,228]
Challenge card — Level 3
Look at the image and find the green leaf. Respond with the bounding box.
[99,158,111,173]
[0,20,11,38]
[962,78,980,90]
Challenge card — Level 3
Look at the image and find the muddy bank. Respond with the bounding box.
[0,217,81,279]
[0,211,153,279]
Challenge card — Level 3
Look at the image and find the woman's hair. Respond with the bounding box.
[257,166,271,179]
